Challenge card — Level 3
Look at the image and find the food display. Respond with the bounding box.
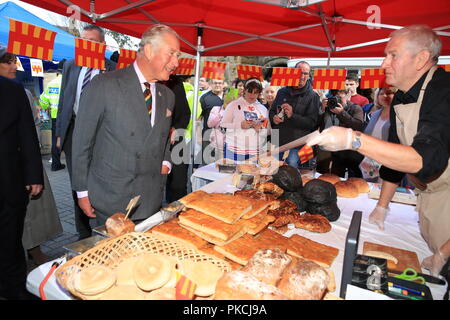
[347,177,370,193]
[334,180,359,198]
[317,173,341,185]
[302,179,340,222]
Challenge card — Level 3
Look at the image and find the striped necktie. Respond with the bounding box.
[81,67,93,92]
[144,82,152,116]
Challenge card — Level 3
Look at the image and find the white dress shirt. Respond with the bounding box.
[73,66,100,115]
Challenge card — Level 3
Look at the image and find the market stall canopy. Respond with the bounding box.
[20,0,450,58]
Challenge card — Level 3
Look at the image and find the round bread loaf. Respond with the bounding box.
[179,260,224,297]
[105,212,135,237]
[347,177,370,193]
[73,265,116,296]
[302,179,337,205]
[133,254,176,291]
[215,270,289,300]
[318,173,341,185]
[99,285,145,300]
[334,180,359,198]
[277,258,330,300]
[146,287,176,300]
[115,256,139,286]
[242,249,292,286]
[306,202,341,222]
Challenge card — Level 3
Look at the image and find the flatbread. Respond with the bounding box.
[179,190,209,206]
[180,224,248,246]
[149,218,208,249]
[214,234,260,265]
[293,213,332,233]
[287,234,339,268]
[241,198,274,219]
[178,209,248,241]
[185,193,253,224]
[115,256,140,286]
[242,208,275,235]
[133,254,176,291]
[73,265,116,296]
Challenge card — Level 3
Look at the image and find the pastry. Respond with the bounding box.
[293,213,332,233]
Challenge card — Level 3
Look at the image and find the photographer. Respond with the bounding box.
[269,61,320,168]
[316,89,364,177]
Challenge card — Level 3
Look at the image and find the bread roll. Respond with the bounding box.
[133,254,176,291]
[99,285,145,300]
[146,287,176,300]
[179,260,224,297]
[347,177,370,193]
[277,258,330,300]
[334,181,359,198]
[115,256,139,286]
[105,212,135,237]
[215,271,289,300]
[73,265,116,296]
[318,173,341,185]
[241,249,292,286]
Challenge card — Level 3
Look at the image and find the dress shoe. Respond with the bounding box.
[51,164,66,171]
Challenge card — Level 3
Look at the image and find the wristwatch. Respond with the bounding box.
[351,131,362,150]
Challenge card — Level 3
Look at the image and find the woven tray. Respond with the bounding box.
[55,232,231,299]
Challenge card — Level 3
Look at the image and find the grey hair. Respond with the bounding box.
[390,25,442,64]
[138,24,178,53]
[295,60,311,69]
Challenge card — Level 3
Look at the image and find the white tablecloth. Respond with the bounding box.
[190,163,231,191]
[27,175,448,300]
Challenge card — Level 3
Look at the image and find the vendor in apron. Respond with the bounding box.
[305,25,450,277]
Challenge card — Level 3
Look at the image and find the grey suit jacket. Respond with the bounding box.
[56,58,116,149]
[72,65,175,221]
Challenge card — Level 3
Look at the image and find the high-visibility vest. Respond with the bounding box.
[39,76,62,119]
[184,82,203,141]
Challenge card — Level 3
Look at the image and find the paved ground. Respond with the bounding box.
[26,153,80,273]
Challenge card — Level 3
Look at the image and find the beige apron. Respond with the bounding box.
[393,66,450,253]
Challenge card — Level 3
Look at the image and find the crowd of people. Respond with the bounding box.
[0,23,449,300]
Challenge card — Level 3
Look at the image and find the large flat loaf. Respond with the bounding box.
[242,209,275,235]
[184,193,253,224]
[178,209,248,241]
[180,224,248,246]
[287,234,339,268]
[149,218,208,249]
[241,198,274,219]
[178,190,209,206]
[214,234,260,265]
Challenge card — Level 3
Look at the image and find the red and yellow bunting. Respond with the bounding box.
[116,48,137,69]
[175,272,196,300]
[312,69,346,89]
[236,64,263,81]
[75,38,106,70]
[7,19,56,61]
[271,67,301,87]
[360,68,390,89]
[175,57,196,75]
[438,64,450,72]
[298,144,314,164]
[202,61,227,80]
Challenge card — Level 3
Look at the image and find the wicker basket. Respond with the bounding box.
[55,232,231,299]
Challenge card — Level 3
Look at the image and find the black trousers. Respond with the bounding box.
[166,139,188,203]
[0,197,28,294]
[63,119,92,239]
[50,118,63,169]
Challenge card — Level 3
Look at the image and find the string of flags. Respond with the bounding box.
[5,18,450,86]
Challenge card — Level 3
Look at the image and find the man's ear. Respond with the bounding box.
[415,50,432,71]
[144,43,153,58]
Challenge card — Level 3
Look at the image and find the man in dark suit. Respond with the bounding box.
[0,75,43,300]
[71,24,180,226]
[56,25,116,240]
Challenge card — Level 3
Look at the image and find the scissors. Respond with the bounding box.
[394,268,426,284]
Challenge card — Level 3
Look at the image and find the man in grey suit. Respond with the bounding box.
[72,24,180,226]
[56,25,116,240]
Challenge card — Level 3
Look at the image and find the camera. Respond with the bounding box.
[327,96,341,110]
[276,107,285,120]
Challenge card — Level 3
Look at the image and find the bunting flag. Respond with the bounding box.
[117,48,137,69]
[175,271,196,300]
[360,68,390,88]
[312,69,346,89]
[7,19,57,61]
[30,58,44,77]
[202,61,227,80]
[298,144,314,164]
[270,67,301,86]
[75,38,106,69]
[438,64,450,72]
[236,64,263,81]
[174,57,196,75]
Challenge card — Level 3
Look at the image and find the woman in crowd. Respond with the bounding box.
[359,87,396,182]
[262,85,278,111]
[0,51,62,265]
[207,103,226,161]
[220,78,270,161]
